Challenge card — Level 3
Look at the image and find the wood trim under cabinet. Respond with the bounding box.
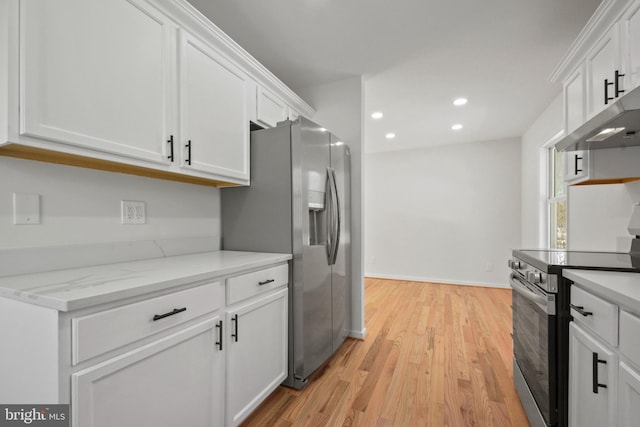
[573,176,640,185]
[0,144,241,188]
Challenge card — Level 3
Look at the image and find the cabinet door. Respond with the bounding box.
[568,322,618,427]
[621,0,640,93]
[20,0,173,164]
[564,150,589,184]
[179,30,250,184]
[564,65,585,134]
[619,361,640,427]
[586,25,620,119]
[226,288,288,426]
[256,87,288,128]
[72,317,224,427]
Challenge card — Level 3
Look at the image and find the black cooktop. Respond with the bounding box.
[513,249,640,274]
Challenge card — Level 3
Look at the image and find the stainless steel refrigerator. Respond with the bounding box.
[221,117,350,389]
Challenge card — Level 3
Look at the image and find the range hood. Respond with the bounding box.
[557,83,640,152]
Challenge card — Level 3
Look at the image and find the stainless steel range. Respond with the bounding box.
[509,250,640,427]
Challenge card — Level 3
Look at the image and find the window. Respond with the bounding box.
[548,147,567,249]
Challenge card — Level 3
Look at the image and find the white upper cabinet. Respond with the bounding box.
[585,24,621,119]
[621,0,640,93]
[564,64,586,134]
[20,0,173,165]
[564,150,590,184]
[256,87,288,128]
[0,0,314,186]
[179,30,249,182]
[551,0,640,134]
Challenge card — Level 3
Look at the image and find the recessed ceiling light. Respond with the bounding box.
[451,124,463,131]
[319,127,327,132]
[385,133,396,139]
[371,111,384,119]
[453,98,468,106]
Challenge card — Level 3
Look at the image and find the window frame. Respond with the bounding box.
[547,145,567,249]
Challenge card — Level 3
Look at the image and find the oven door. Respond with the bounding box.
[511,273,557,427]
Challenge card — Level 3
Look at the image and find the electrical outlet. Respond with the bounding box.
[121,200,146,224]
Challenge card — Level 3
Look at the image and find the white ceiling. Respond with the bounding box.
[188,0,601,153]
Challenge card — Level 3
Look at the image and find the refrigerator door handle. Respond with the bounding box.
[329,168,341,265]
[325,168,333,263]
[325,167,340,265]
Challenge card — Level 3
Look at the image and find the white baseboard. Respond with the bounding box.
[364,273,509,289]
[347,327,367,340]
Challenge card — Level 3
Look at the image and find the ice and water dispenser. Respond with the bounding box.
[307,170,326,246]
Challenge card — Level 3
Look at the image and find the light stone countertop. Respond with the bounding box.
[563,269,640,314]
[0,250,291,312]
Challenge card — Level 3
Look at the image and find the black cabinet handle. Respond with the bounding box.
[231,314,239,342]
[167,135,174,162]
[570,304,593,317]
[258,279,275,286]
[604,79,615,104]
[615,70,626,98]
[215,320,223,350]
[592,352,607,393]
[185,140,192,165]
[574,154,582,174]
[152,307,186,321]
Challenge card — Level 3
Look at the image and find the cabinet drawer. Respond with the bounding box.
[571,286,619,346]
[620,310,640,368]
[227,264,288,305]
[72,282,224,365]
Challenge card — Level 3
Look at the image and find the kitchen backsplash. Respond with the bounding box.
[568,180,640,252]
[0,157,221,250]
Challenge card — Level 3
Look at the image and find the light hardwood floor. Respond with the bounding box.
[242,278,530,427]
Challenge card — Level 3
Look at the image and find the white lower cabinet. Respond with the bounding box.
[619,361,640,427]
[73,316,224,427]
[567,278,640,427]
[568,322,618,427]
[0,260,289,426]
[225,287,288,426]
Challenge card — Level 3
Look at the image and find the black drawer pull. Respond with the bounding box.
[258,279,275,286]
[570,304,593,317]
[215,320,223,351]
[152,307,187,321]
[185,140,192,165]
[615,70,626,97]
[231,314,239,342]
[167,135,174,162]
[592,352,607,393]
[604,79,615,104]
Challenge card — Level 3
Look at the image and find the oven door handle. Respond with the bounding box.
[510,275,555,315]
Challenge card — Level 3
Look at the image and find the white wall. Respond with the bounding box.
[365,138,521,288]
[0,157,220,249]
[520,94,563,248]
[568,181,640,251]
[298,76,366,338]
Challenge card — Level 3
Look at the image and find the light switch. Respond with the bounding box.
[13,193,41,225]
